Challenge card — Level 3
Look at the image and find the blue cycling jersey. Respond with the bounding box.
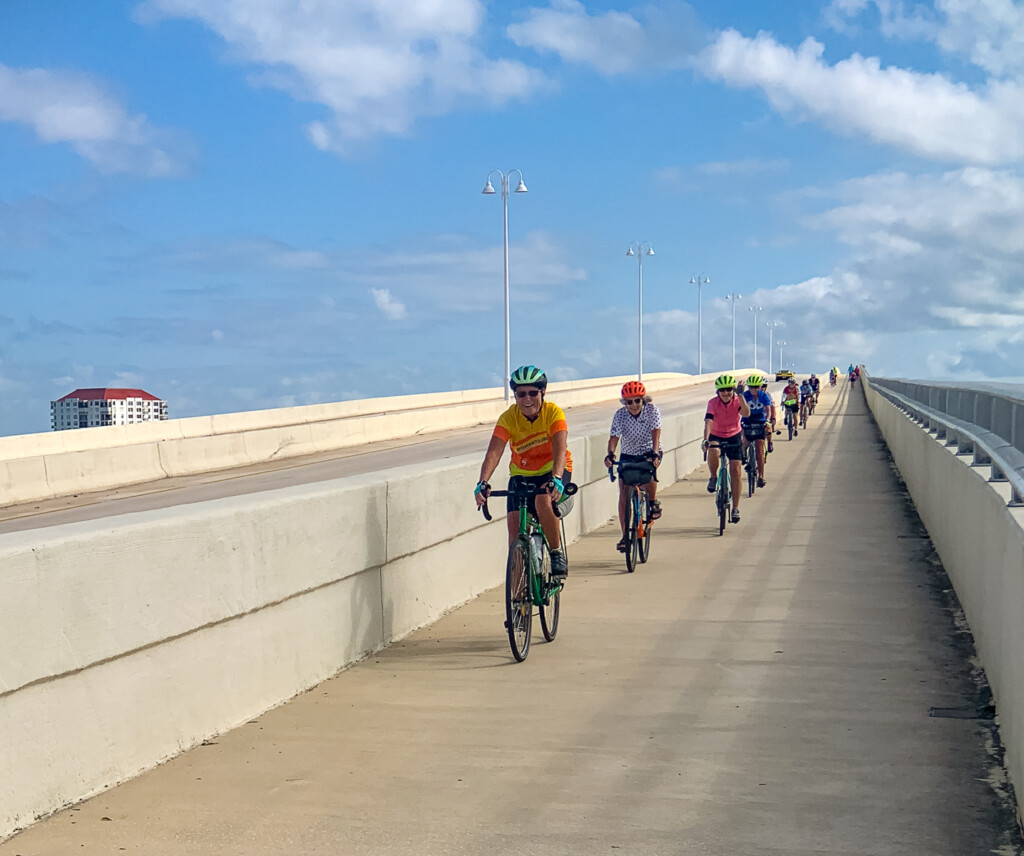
[741,389,773,424]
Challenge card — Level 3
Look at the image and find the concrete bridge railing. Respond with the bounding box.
[0,376,724,841]
[0,372,716,508]
[863,374,1024,807]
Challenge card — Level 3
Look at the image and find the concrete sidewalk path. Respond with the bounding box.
[4,382,1021,855]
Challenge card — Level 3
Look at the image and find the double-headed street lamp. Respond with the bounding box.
[777,340,788,373]
[482,169,528,402]
[690,274,711,374]
[748,304,763,368]
[766,321,780,374]
[627,242,655,380]
[724,292,742,370]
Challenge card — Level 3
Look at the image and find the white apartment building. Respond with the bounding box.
[51,388,169,431]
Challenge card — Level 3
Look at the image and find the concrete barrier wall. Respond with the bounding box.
[0,403,708,840]
[0,372,732,508]
[863,378,1024,804]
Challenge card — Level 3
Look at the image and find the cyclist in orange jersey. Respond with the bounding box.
[475,365,573,578]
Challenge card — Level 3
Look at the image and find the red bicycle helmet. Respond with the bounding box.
[621,380,646,398]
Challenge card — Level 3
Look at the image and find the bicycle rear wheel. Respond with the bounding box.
[746,446,756,497]
[717,466,728,536]
[504,538,532,661]
[536,538,559,641]
[637,491,651,563]
[624,490,639,573]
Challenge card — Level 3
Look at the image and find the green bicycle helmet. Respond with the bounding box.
[747,373,765,387]
[510,365,548,389]
[714,374,736,390]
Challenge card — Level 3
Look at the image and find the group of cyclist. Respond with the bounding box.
[474,363,833,579]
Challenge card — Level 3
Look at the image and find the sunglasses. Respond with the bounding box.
[625,397,643,405]
[718,388,735,394]
[514,389,541,399]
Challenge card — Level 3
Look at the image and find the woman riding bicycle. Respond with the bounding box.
[741,374,775,487]
[475,365,572,578]
[605,380,663,553]
[782,378,801,436]
[703,374,750,524]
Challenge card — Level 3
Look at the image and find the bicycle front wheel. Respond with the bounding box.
[746,448,756,497]
[537,539,559,641]
[637,491,651,563]
[787,416,794,440]
[504,538,532,661]
[717,468,728,536]
[624,490,639,573]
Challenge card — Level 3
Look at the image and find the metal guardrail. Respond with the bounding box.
[870,377,1024,455]
[869,382,1024,507]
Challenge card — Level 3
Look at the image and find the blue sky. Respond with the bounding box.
[2,0,1023,436]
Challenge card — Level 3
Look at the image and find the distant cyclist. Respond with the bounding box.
[605,380,663,553]
[809,373,820,404]
[741,374,775,487]
[800,379,813,420]
[702,374,751,524]
[475,365,573,578]
[782,378,800,436]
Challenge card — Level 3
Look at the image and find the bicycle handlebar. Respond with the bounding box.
[478,481,578,522]
[607,452,660,483]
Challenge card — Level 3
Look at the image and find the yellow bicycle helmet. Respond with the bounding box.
[714,374,736,390]
[747,374,765,387]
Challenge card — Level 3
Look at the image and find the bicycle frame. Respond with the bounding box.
[481,481,577,605]
[608,456,657,572]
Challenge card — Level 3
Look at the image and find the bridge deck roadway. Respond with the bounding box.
[4,382,1022,855]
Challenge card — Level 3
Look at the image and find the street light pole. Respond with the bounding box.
[627,242,655,381]
[766,321,779,375]
[725,292,742,370]
[482,169,528,402]
[690,274,711,374]
[748,305,762,369]
[777,340,787,372]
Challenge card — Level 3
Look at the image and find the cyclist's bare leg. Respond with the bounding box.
[643,480,657,503]
[506,511,520,546]
[729,459,742,510]
[617,480,628,535]
[534,492,562,551]
[707,445,721,480]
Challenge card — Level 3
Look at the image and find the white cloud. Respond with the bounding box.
[137,0,547,150]
[702,29,1024,165]
[0,63,194,176]
[371,287,407,320]
[827,0,1024,77]
[508,0,701,73]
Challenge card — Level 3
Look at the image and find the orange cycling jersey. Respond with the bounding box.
[493,400,573,477]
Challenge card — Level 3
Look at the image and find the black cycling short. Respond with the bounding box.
[708,433,744,461]
[506,470,573,515]
[742,422,767,441]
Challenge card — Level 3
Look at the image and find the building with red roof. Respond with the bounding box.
[51,388,169,431]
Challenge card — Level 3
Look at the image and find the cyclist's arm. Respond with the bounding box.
[605,435,619,467]
[737,396,751,418]
[651,427,662,465]
[703,413,714,446]
[477,435,506,485]
[550,429,567,480]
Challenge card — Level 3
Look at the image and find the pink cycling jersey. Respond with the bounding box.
[705,395,743,437]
